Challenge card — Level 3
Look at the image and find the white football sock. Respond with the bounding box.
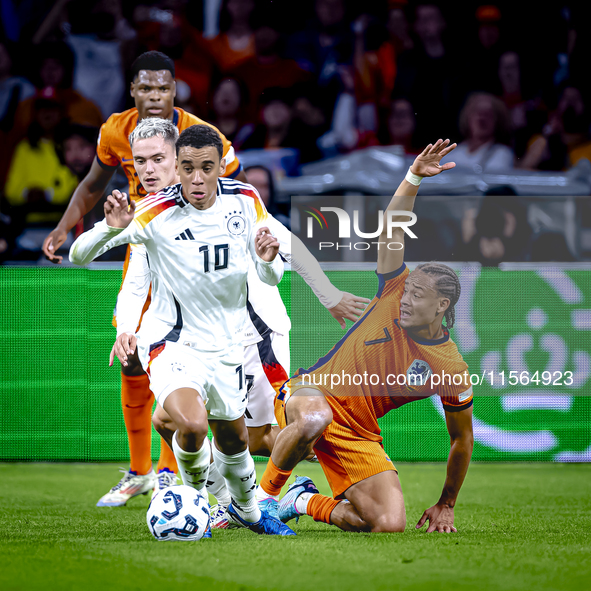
[255,485,279,503]
[212,445,261,523]
[206,453,232,506]
[295,491,314,514]
[172,433,210,493]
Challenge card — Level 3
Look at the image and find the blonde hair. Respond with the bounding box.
[128,117,179,148]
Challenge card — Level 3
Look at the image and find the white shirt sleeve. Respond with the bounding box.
[247,228,284,286]
[264,212,343,309]
[69,219,146,266]
[115,244,150,336]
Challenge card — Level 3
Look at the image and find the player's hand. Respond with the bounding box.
[410,139,457,178]
[42,227,68,264]
[105,190,135,229]
[416,503,457,533]
[328,292,371,329]
[109,332,138,367]
[255,227,280,262]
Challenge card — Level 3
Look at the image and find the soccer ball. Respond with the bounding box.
[147,485,210,541]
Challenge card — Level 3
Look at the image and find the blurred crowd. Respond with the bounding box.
[1,0,590,262]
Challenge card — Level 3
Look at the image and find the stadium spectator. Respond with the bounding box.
[365,97,420,154]
[231,17,311,121]
[58,123,99,181]
[351,5,413,122]
[3,91,78,259]
[447,92,514,172]
[11,42,103,147]
[64,1,132,120]
[244,165,290,230]
[287,0,354,111]
[209,77,254,150]
[459,187,532,264]
[520,85,591,171]
[394,3,458,142]
[0,40,35,132]
[241,87,323,164]
[495,50,548,159]
[202,0,257,73]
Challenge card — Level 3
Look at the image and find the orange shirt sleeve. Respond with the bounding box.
[438,358,473,412]
[95,117,120,169]
[375,264,409,300]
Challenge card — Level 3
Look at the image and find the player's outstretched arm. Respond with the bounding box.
[264,213,371,329]
[377,139,457,275]
[42,159,116,264]
[69,191,140,266]
[416,405,473,533]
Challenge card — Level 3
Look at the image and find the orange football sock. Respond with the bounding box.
[307,494,341,525]
[156,438,179,474]
[121,373,154,475]
[260,458,293,496]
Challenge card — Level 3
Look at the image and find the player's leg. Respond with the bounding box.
[285,472,405,533]
[96,352,155,507]
[244,332,290,456]
[280,427,406,532]
[161,387,211,493]
[205,348,294,535]
[258,387,333,500]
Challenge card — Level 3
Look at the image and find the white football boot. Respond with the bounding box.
[96,468,156,507]
[151,470,178,500]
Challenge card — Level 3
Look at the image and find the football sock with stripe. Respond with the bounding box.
[172,433,211,492]
[259,457,292,497]
[206,452,232,506]
[121,373,153,475]
[212,446,260,523]
[156,437,179,474]
[305,494,341,525]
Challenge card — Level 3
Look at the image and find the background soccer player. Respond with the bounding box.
[260,140,475,533]
[70,125,294,536]
[41,51,247,507]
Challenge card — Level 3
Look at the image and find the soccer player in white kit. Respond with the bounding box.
[110,118,369,522]
[70,125,295,536]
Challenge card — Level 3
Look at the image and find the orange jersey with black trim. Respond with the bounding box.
[289,264,473,443]
[96,106,242,202]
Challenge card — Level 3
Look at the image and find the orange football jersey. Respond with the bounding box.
[288,264,473,443]
[95,106,241,202]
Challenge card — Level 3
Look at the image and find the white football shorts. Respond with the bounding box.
[243,331,290,428]
[147,341,247,422]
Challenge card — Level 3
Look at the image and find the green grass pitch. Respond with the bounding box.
[1,462,590,591]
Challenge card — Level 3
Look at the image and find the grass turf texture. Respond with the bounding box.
[1,463,589,591]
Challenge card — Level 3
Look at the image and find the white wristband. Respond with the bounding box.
[405,168,423,186]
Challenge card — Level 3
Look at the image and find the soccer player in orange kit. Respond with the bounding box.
[258,139,475,533]
[42,51,247,506]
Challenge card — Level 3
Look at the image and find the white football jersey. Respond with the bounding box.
[114,179,343,346]
[70,181,283,363]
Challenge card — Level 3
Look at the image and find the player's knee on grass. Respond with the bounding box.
[368,512,406,533]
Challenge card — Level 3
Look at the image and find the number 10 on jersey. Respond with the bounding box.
[199,244,229,273]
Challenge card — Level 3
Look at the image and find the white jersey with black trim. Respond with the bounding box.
[70,182,283,363]
[112,179,344,345]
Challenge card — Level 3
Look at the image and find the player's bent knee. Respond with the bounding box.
[175,417,208,442]
[370,513,406,533]
[296,407,332,443]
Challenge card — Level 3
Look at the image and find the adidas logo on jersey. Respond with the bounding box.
[175,228,196,241]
